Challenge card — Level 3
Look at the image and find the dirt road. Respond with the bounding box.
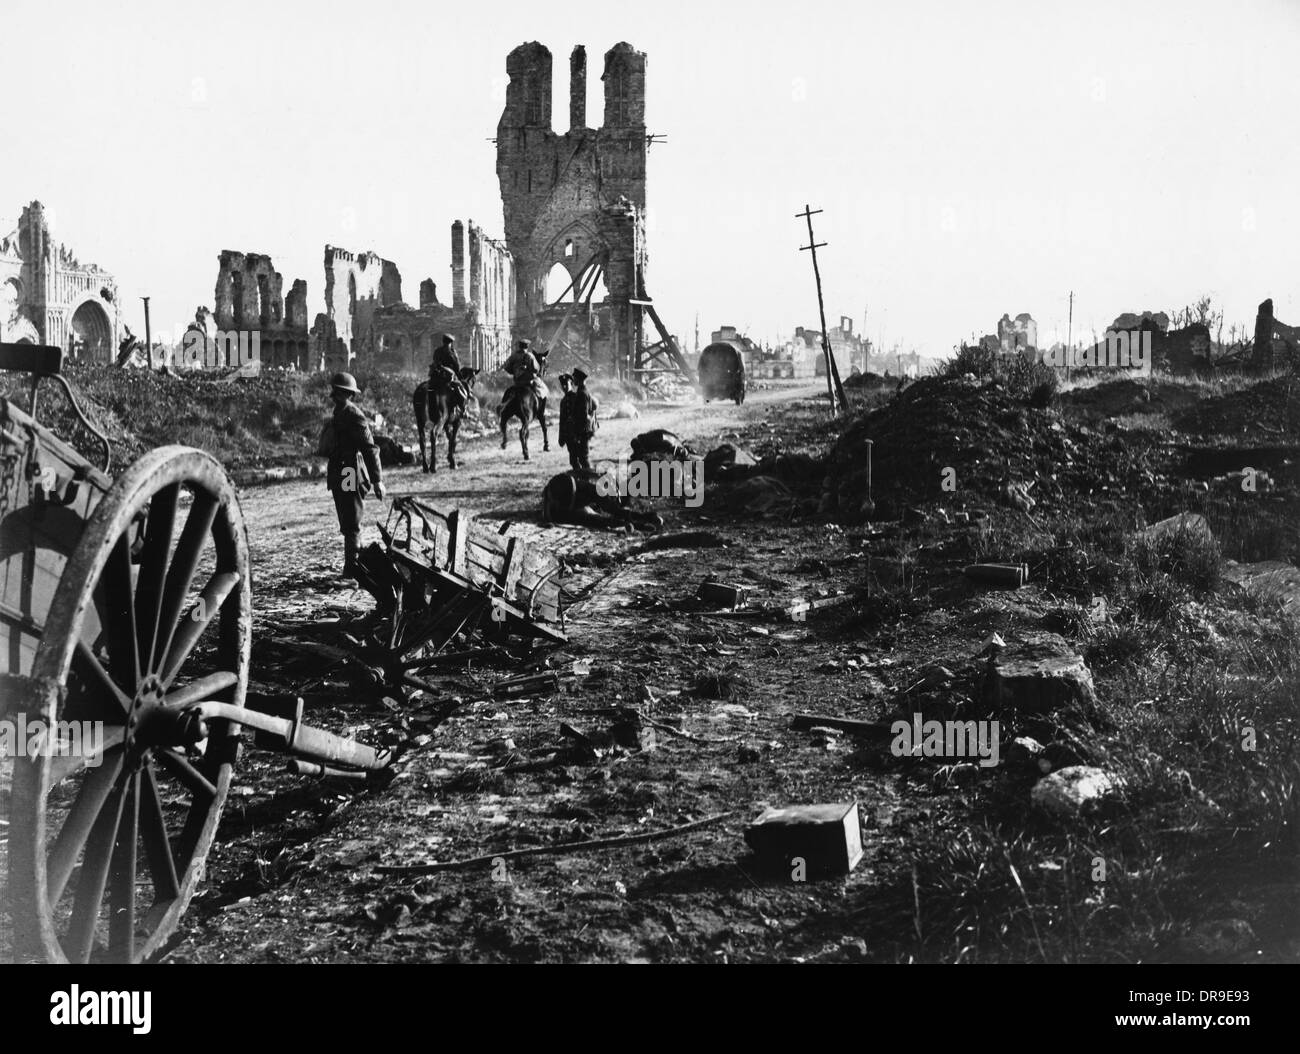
[243,383,819,614]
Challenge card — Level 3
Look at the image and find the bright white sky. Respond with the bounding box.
[3,0,1297,357]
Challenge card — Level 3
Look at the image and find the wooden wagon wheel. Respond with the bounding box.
[8,446,250,963]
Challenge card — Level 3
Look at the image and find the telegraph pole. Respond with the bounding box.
[1066,290,1074,382]
[141,296,154,370]
[796,204,847,414]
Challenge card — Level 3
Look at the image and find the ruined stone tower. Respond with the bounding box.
[497,41,665,376]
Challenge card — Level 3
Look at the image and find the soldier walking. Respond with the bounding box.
[560,367,598,471]
[326,372,385,579]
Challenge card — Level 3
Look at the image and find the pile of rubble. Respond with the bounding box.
[1174,375,1300,438]
[821,374,1167,521]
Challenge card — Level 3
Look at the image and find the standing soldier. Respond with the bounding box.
[561,368,598,471]
[556,373,574,462]
[326,372,385,579]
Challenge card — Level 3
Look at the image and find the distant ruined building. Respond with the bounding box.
[311,223,516,374]
[182,221,516,375]
[494,41,690,381]
[0,201,119,361]
[997,312,1038,354]
[180,251,310,369]
[1253,298,1300,372]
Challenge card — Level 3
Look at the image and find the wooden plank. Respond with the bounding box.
[500,537,522,598]
[466,520,509,557]
[466,540,506,576]
[423,566,565,643]
[643,303,694,378]
[789,714,892,739]
[446,509,469,577]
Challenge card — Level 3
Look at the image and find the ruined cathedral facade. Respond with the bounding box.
[0,202,120,361]
[496,41,651,375]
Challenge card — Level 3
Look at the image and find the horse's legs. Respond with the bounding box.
[446,419,458,469]
[499,408,510,450]
[519,415,530,461]
[539,399,550,452]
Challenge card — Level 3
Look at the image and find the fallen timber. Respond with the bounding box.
[344,496,569,698]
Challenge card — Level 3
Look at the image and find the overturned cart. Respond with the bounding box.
[347,496,567,696]
[0,343,388,963]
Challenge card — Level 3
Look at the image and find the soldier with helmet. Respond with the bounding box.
[326,371,385,579]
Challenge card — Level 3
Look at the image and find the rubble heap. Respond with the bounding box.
[1173,376,1300,438]
[822,375,1164,521]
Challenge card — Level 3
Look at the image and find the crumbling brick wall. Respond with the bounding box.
[1253,299,1300,371]
[190,250,309,368]
[318,246,403,366]
[365,220,516,375]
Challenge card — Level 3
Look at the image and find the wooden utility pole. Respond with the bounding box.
[1066,290,1073,383]
[797,205,847,414]
[141,296,154,370]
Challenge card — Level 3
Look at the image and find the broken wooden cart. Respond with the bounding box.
[345,496,568,697]
[0,343,388,963]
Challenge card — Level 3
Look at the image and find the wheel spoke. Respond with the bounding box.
[96,536,140,695]
[140,763,180,902]
[46,748,126,905]
[65,774,128,963]
[160,571,240,687]
[72,639,131,718]
[49,726,126,784]
[134,483,181,677]
[154,749,217,801]
[108,773,140,963]
[161,670,239,712]
[153,491,220,672]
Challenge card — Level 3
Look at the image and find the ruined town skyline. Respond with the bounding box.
[2,0,1297,360]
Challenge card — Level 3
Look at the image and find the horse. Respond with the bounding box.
[499,378,550,461]
[413,366,480,472]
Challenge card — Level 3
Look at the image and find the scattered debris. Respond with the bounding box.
[964,563,1028,588]
[374,812,734,876]
[785,593,854,621]
[344,498,567,699]
[1031,766,1123,817]
[745,803,864,876]
[629,529,727,553]
[1008,736,1051,773]
[987,633,1097,713]
[698,581,748,608]
[492,671,563,699]
[790,714,892,740]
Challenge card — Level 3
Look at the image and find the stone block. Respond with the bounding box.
[988,632,1096,713]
